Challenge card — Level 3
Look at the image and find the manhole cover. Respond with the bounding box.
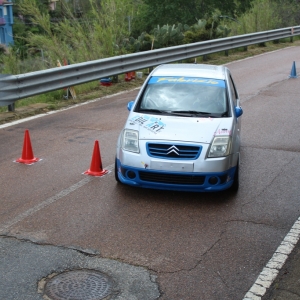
[44,269,113,300]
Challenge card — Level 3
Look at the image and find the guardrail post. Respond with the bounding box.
[225,50,229,56]
[112,75,118,83]
[203,54,208,61]
[147,67,153,75]
[258,42,266,47]
[8,103,15,112]
[291,27,294,42]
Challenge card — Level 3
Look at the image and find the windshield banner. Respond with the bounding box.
[148,76,225,87]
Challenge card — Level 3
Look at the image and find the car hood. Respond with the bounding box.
[126,113,233,144]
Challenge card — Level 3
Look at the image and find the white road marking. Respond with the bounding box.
[0,164,114,232]
[243,217,300,299]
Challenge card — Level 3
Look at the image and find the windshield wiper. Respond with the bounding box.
[138,109,196,117]
[172,110,211,114]
[172,110,230,118]
[138,109,224,118]
[138,109,165,114]
[170,110,212,116]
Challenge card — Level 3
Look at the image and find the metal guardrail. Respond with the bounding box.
[1,26,300,107]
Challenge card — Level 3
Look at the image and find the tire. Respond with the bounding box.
[115,156,121,183]
[229,160,239,192]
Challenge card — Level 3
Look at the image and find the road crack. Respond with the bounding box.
[0,234,101,257]
[224,219,286,230]
[241,145,300,154]
[270,288,300,298]
[241,156,296,209]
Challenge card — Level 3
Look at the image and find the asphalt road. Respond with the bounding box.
[1,46,300,300]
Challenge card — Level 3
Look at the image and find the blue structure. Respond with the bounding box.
[0,0,14,47]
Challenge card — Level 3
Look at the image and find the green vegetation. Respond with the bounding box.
[0,0,300,118]
[3,0,300,72]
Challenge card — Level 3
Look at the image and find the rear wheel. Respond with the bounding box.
[115,157,121,183]
[229,160,239,192]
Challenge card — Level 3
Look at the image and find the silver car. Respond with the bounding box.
[115,63,243,192]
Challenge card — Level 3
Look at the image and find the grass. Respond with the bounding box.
[0,37,299,124]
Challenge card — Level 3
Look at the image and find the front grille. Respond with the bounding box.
[147,143,201,160]
[139,171,205,185]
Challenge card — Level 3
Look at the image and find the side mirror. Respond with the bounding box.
[235,106,243,118]
[127,101,134,111]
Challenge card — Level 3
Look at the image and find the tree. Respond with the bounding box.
[271,0,300,26]
[139,0,244,32]
[140,0,206,32]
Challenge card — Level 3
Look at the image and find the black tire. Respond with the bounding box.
[115,157,121,183]
[229,160,239,192]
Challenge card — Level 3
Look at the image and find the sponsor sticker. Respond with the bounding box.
[214,129,232,136]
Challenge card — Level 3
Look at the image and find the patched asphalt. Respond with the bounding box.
[0,237,160,300]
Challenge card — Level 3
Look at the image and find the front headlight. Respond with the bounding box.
[208,136,231,158]
[121,129,139,153]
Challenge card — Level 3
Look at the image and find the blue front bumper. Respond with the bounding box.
[116,159,236,192]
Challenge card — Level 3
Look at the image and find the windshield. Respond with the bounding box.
[137,76,228,117]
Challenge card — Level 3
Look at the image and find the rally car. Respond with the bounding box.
[115,63,243,192]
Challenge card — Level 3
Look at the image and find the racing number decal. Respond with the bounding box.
[129,115,166,134]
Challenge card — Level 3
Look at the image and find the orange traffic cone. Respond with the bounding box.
[84,141,108,176]
[130,71,136,79]
[16,130,40,164]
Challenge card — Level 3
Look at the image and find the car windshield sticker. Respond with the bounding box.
[148,76,226,88]
[129,115,166,134]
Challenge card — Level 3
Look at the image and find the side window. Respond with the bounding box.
[229,75,238,107]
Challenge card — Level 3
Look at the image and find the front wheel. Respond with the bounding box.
[115,157,121,183]
[229,160,239,192]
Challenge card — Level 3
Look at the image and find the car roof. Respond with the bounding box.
[152,64,227,80]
